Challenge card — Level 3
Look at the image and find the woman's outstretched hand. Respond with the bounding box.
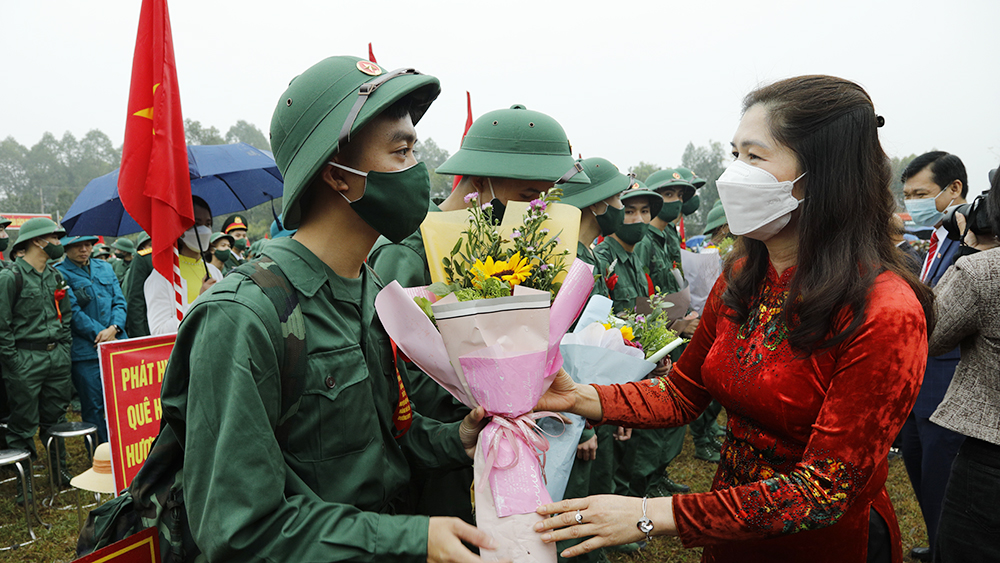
[535,368,578,413]
[534,495,676,558]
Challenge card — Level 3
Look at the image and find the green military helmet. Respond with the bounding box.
[61,235,99,247]
[619,180,663,218]
[435,105,589,185]
[682,194,701,216]
[559,157,630,209]
[112,238,137,255]
[12,217,65,253]
[270,56,442,230]
[674,166,706,189]
[646,168,696,202]
[210,231,235,248]
[0,215,10,229]
[703,199,728,236]
[92,243,112,258]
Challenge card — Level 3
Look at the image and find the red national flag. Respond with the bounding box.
[368,42,377,63]
[452,91,474,191]
[119,0,193,310]
[678,216,686,249]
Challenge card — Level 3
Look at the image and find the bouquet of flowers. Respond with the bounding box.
[607,292,683,364]
[375,190,592,563]
[541,295,684,500]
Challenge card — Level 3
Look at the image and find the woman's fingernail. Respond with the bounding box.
[541,534,551,542]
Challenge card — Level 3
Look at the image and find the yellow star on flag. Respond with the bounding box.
[134,83,160,132]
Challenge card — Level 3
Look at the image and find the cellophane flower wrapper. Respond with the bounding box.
[541,296,657,501]
[374,259,594,563]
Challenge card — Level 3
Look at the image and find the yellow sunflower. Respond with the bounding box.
[497,252,532,286]
[619,325,635,342]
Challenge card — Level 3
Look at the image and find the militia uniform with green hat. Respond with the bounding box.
[80,56,481,562]
[368,104,588,527]
[0,217,74,498]
[221,214,249,271]
[0,215,12,268]
[111,238,137,283]
[594,183,661,313]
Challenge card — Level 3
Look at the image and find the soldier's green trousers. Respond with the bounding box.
[690,399,724,447]
[4,348,72,467]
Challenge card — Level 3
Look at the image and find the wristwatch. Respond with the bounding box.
[636,496,654,542]
[111,324,122,336]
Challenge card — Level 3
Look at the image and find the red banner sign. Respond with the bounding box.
[2,212,53,229]
[99,334,175,494]
[73,526,160,563]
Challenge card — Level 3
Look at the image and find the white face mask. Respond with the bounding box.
[180,226,212,253]
[716,160,806,241]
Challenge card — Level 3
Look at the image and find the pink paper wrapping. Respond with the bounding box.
[373,259,594,553]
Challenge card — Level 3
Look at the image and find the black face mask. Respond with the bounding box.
[616,222,648,245]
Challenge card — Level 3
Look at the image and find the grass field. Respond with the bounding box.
[0,412,927,562]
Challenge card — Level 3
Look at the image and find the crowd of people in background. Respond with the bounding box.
[2,57,998,563]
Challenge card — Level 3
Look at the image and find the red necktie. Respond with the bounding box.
[921,232,938,283]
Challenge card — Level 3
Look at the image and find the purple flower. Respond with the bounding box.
[464,192,478,203]
[511,229,521,239]
[530,199,547,211]
[554,236,561,244]
[482,202,492,210]
[540,263,549,271]
[540,228,549,235]
[636,314,646,323]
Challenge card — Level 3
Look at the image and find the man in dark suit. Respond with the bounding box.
[899,151,969,562]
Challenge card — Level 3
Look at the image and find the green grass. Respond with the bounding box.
[0,412,926,562]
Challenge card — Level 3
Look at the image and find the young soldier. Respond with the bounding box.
[83,56,493,562]
[111,238,136,284]
[0,217,74,502]
[56,235,127,444]
[366,104,588,526]
[0,215,13,440]
[593,183,661,313]
[0,215,11,267]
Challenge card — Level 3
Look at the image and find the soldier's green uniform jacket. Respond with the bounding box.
[367,201,474,428]
[636,225,681,295]
[0,258,74,454]
[593,237,647,313]
[576,241,610,299]
[223,253,244,275]
[113,257,131,284]
[158,237,470,561]
[122,250,153,338]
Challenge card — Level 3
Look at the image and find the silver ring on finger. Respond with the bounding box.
[575,511,584,524]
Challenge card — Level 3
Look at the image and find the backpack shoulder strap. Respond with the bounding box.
[232,257,307,449]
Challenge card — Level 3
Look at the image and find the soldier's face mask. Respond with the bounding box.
[36,239,65,260]
[328,161,431,243]
[593,202,624,237]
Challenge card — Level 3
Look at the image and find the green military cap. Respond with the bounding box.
[681,194,701,216]
[646,168,696,202]
[221,214,249,234]
[0,215,10,229]
[703,199,728,235]
[271,56,442,230]
[559,157,630,209]
[12,217,65,253]
[210,231,235,247]
[619,180,663,218]
[61,235,99,247]
[435,105,589,185]
[674,166,706,189]
[93,246,112,259]
[112,238,137,254]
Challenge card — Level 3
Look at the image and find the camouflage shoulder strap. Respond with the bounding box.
[233,256,308,448]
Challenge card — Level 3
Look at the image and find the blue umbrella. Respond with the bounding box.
[62,142,283,236]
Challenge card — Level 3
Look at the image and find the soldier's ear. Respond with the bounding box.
[319,162,351,196]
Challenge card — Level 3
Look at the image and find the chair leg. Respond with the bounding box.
[14,461,36,541]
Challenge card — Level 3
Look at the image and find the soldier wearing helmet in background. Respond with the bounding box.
[0,217,74,504]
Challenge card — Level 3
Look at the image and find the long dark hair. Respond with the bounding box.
[721,75,935,352]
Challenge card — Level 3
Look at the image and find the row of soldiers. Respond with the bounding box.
[0,212,256,504]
